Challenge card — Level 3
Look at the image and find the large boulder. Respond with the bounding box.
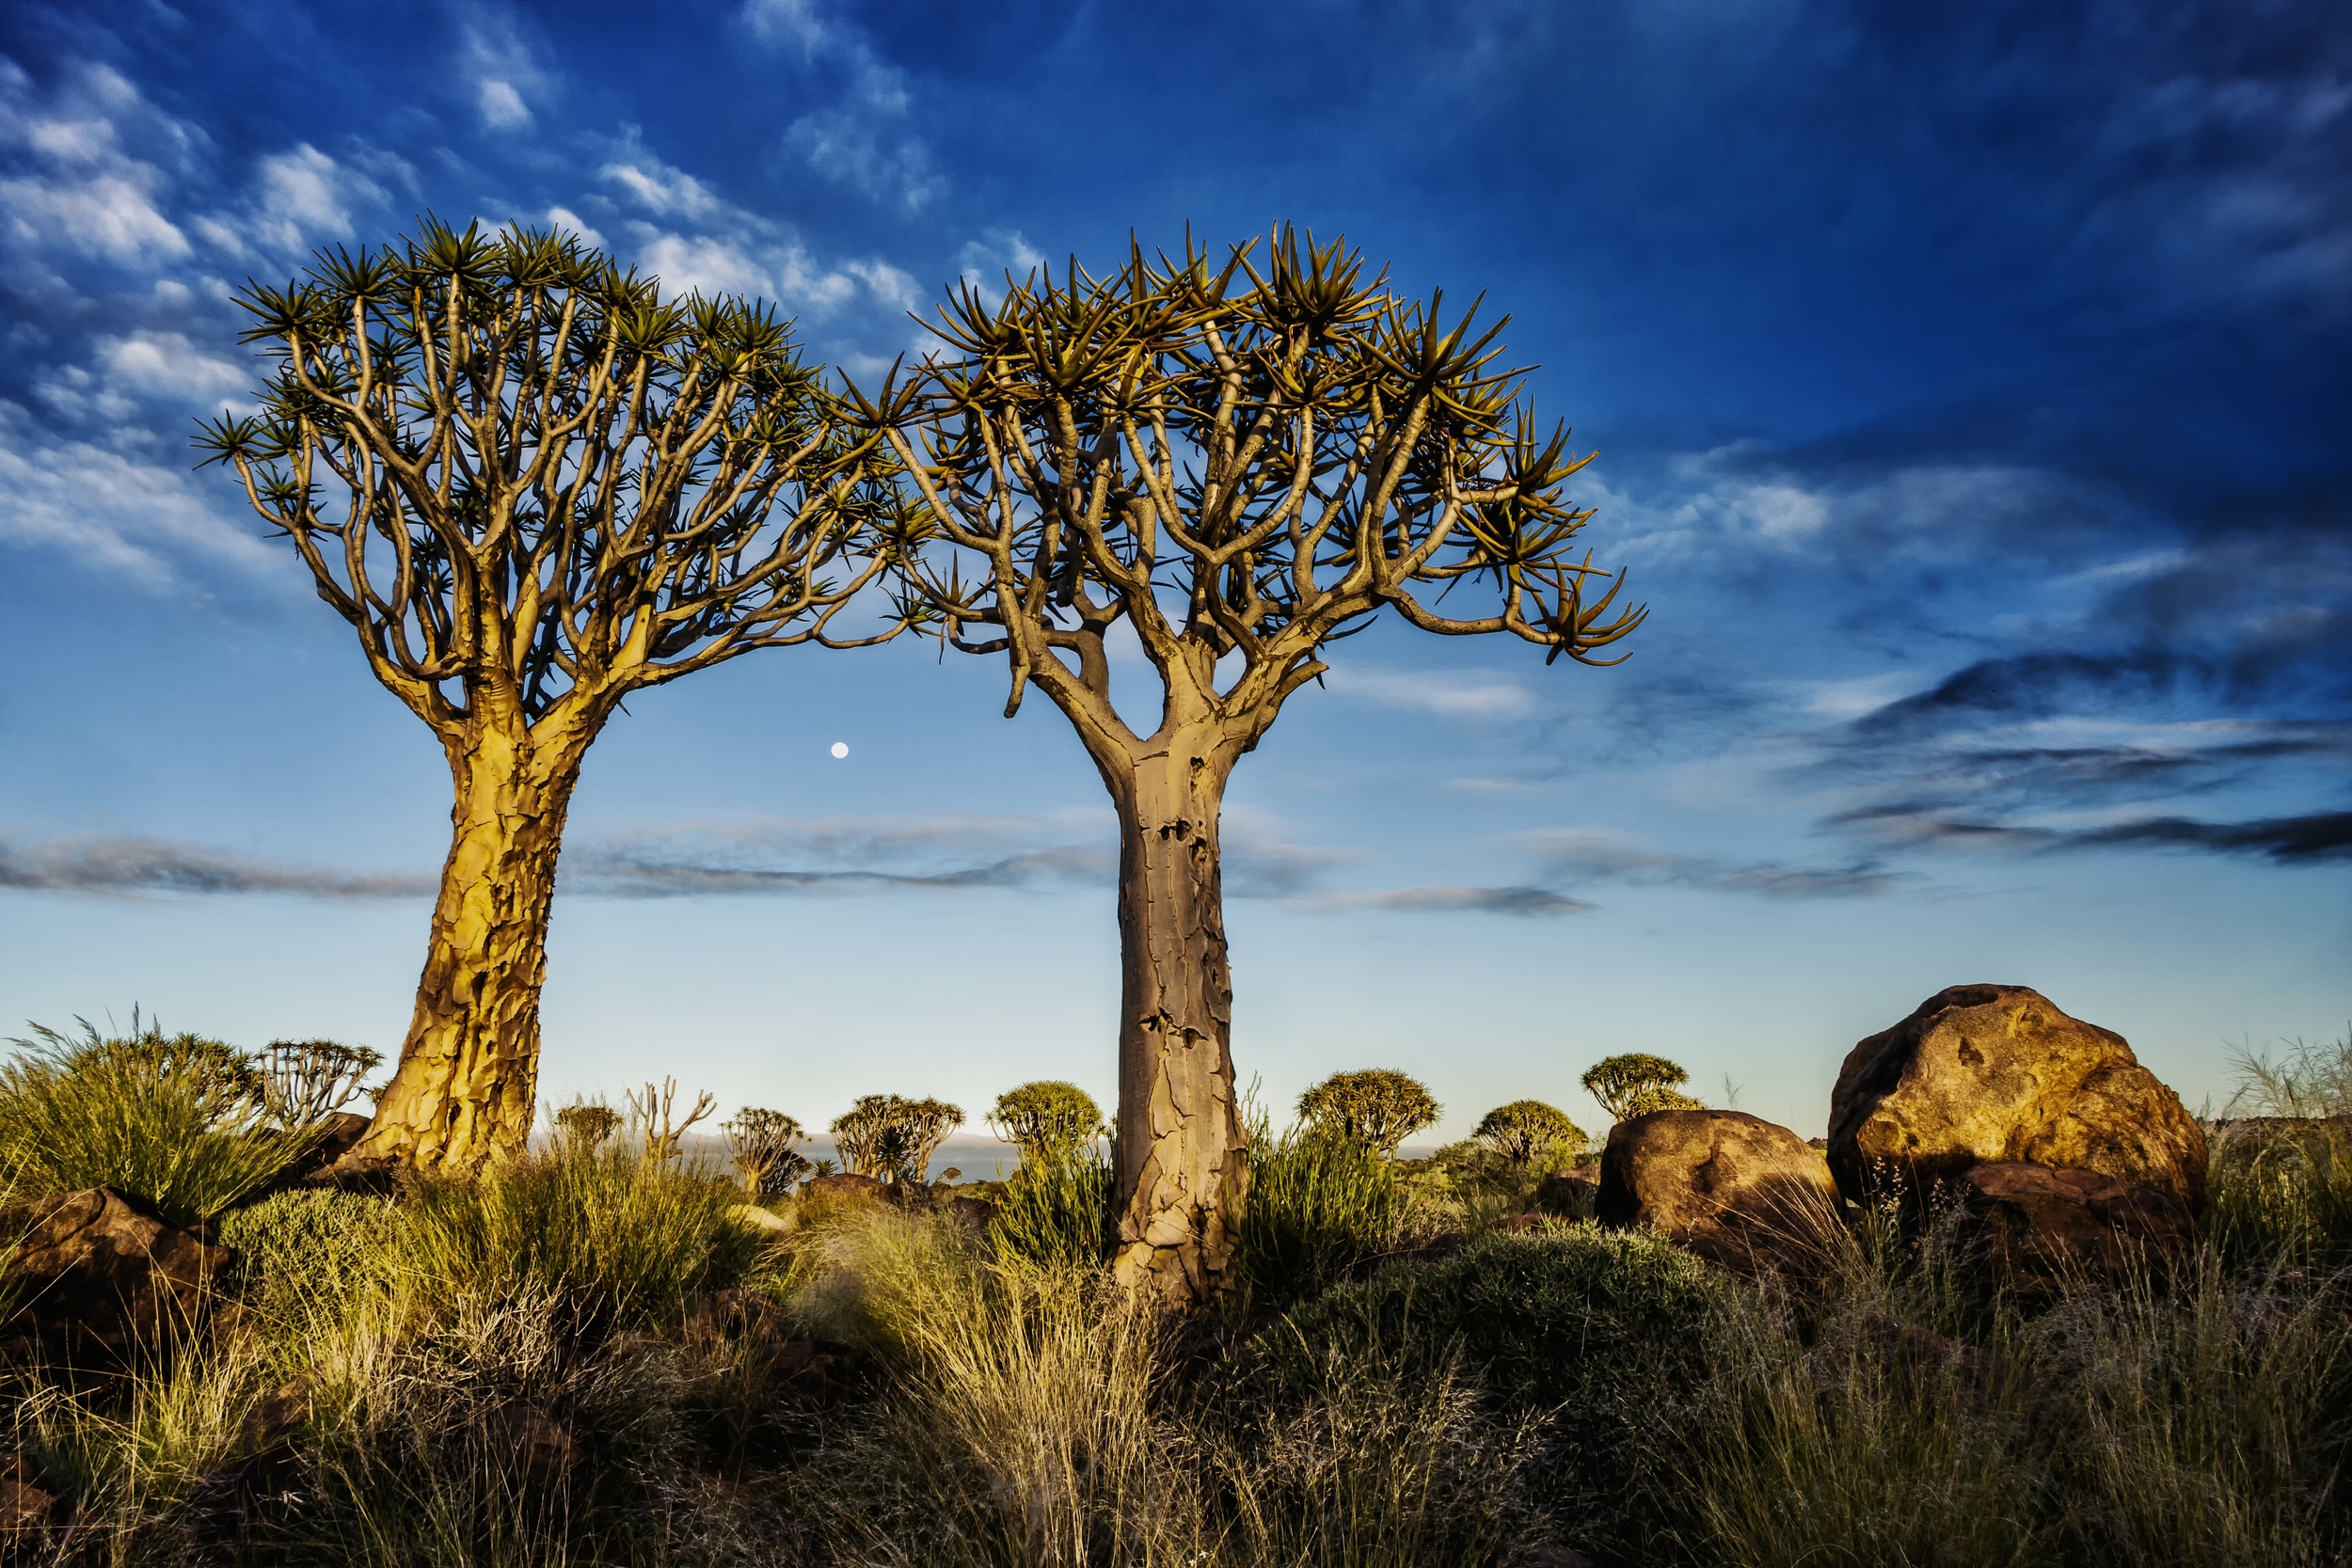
[1828,985,2207,1209]
[1596,1110,1841,1272]
[0,1188,229,1368]
[1955,1162,2198,1295]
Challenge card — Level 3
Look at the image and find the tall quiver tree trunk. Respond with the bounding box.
[202,220,912,1177]
[357,700,601,1170]
[1102,708,1251,1301]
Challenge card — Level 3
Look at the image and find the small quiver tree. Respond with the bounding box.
[255,1039,383,1132]
[1473,1100,1587,1173]
[199,219,912,1172]
[554,1102,621,1152]
[987,1081,1107,1160]
[724,1108,812,1200]
[626,1078,716,1163]
[831,1094,964,1183]
[1297,1069,1440,1159]
[863,229,1645,1301]
[1581,1053,1702,1122]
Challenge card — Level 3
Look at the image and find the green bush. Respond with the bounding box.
[1234,1225,1723,1556]
[217,1188,399,1317]
[0,1020,308,1224]
[399,1134,759,1340]
[989,1147,1110,1272]
[1236,1122,1402,1303]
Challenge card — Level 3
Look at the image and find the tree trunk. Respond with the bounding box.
[351,711,595,1171]
[1104,716,1251,1303]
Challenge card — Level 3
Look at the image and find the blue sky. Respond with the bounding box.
[1,0,2344,1144]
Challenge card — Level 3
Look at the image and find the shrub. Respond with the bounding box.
[1235,1225,1724,1554]
[1298,1068,1441,1157]
[832,1092,963,1182]
[989,1147,1111,1272]
[217,1187,400,1317]
[554,1101,621,1150]
[0,1019,307,1224]
[987,1081,1105,1158]
[1236,1121,1404,1304]
[1581,1052,1702,1121]
[2208,1034,2352,1272]
[399,1133,758,1340]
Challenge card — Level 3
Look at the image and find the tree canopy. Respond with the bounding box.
[1297,1069,1440,1157]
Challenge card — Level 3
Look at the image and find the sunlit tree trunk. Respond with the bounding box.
[352,703,599,1171]
[1093,701,1252,1301]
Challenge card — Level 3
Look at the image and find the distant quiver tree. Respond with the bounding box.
[1297,1069,1439,1158]
[831,1094,963,1183]
[860,229,1645,1300]
[987,1081,1106,1159]
[199,219,912,1171]
[1581,1053,1702,1121]
[1473,1100,1586,1171]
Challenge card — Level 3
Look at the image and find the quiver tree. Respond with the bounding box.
[1472,1100,1586,1172]
[254,1039,383,1131]
[860,229,1644,1301]
[199,219,910,1171]
[1581,1053,1702,1121]
[724,1108,813,1199]
[1297,1069,1439,1158]
[987,1081,1107,1159]
[830,1094,963,1183]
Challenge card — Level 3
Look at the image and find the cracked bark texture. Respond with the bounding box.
[354,706,596,1170]
[1104,717,1250,1301]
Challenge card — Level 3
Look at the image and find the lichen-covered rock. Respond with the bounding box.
[1534,1167,1599,1220]
[0,1188,228,1368]
[1828,985,2207,1209]
[1956,1162,2198,1294]
[1596,1110,1841,1272]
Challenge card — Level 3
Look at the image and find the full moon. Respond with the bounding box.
[830,741,849,759]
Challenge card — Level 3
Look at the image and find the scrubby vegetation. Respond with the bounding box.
[3,1032,2348,1565]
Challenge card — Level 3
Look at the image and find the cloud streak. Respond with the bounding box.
[1524,829,1915,899]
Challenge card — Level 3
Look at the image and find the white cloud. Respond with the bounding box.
[0,402,280,589]
[250,144,383,252]
[546,205,605,250]
[97,331,249,405]
[478,80,532,130]
[1323,664,1536,718]
[0,61,192,266]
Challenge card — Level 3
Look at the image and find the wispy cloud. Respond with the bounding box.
[1300,884,1595,917]
[1836,805,2352,865]
[1524,828,1915,899]
[1323,664,1537,719]
[0,834,432,898]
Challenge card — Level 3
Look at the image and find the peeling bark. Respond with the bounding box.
[351,709,596,1171]
[1104,713,1250,1301]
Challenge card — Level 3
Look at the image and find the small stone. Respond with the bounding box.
[726,1203,794,1235]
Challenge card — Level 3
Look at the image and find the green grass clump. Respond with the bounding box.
[1236,1121,1402,1304]
[0,1020,308,1224]
[217,1187,400,1320]
[399,1132,762,1341]
[989,1147,1110,1272]
[2208,1033,2352,1272]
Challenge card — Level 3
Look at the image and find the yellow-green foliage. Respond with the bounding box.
[1470,1100,1586,1169]
[0,1020,307,1224]
[1581,1052,1699,1121]
[398,1132,759,1340]
[1297,1069,1441,1157]
[2208,1034,2352,1272]
[987,1081,1105,1157]
[990,1146,1110,1272]
[1237,1120,1403,1304]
